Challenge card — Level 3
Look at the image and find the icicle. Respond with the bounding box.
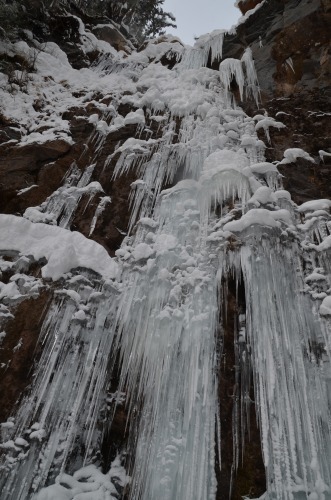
[180,30,225,70]
[23,163,99,228]
[241,47,260,104]
[219,47,260,105]
[113,192,220,500]
[89,196,111,236]
[219,57,245,100]
[1,24,331,500]
[0,272,121,498]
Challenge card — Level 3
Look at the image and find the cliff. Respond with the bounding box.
[222,0,331,203]
[0,1,330,499]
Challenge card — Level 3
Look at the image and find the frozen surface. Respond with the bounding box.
[0,13,331,500]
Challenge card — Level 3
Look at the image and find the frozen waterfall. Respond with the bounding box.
[0,27,331,500]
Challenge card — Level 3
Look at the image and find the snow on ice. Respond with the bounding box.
[0,12,331,500]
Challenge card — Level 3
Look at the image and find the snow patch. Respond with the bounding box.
[0,215,118,281]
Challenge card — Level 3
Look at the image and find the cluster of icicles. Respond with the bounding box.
[1,31,331,500]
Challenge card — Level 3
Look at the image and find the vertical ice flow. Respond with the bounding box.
[0,32,331,500]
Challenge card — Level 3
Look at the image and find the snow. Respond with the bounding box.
[0,215,118,280]
[320,296,331,316]
[115,137,156,154]
[34,458,129,500]
[14,438,29,447]
[232,0,266,27]
[249,161,279,174]
[0,281,21,301]
[223,208,292,233]
[29,429,46,441]
[154,234,178,254]
[132,242,155,261]
[203,149,247,171]
[0,35,136,148]
[73,310,87,321]
[124,108,145,125]
[23,208,57,225]
[279,148,315,165]
[1,421,15,429]
[305,272,327,283]
[1,12,331,500]
[319,150,331,161]
[298,199,331,213]
[248,186,277,207]
[140,37,184,64]
[17,185,38,196]
[255,116,286,142]
[274,190,292,201]
[312,235,331,252]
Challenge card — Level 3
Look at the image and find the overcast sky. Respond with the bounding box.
[163,0,240,45]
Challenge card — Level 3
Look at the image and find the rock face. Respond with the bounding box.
[221,0,331,203]
[0,1,330,499]
[224,0,330,98]
[0,289,52,423]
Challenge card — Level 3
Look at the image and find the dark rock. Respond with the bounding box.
[0,140,75,214]
[48,15,90,69]
[0,289,52,422]
[0,127,21,143]
[92,23,133,53]
[216,279,266,500]
[222,0,331,98]
[0,139,71,174]
[238,0,264,15]
[222,0,331,203]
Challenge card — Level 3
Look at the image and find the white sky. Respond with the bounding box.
[163,0,240,45]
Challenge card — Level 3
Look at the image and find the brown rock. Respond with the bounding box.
[0,139,76,215]
[0,290,52,422]
[216,279,266,500]
[0,139,71,174]
[237,0,264,15]
[221,0,331,97]
[221,0,331,204]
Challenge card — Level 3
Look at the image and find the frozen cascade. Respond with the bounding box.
[23,163,100,227]
[180,30,225,69]
[219,48,260,105]
[0,28,331,500]
[0,271,122,499]
[218,236,331,499]
[113,187,220,500]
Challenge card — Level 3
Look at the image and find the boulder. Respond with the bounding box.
[92,23,133,53]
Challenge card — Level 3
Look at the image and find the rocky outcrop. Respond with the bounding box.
[0,289,52,422]
[224,0,331,98]
[92,23,133,53]
[221,0,331,203]
[0,1,330,498]
[237,0,263,15]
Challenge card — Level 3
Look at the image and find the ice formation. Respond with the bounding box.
[0,14,331,500]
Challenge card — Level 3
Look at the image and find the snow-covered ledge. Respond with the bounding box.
[0,215,118,281]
